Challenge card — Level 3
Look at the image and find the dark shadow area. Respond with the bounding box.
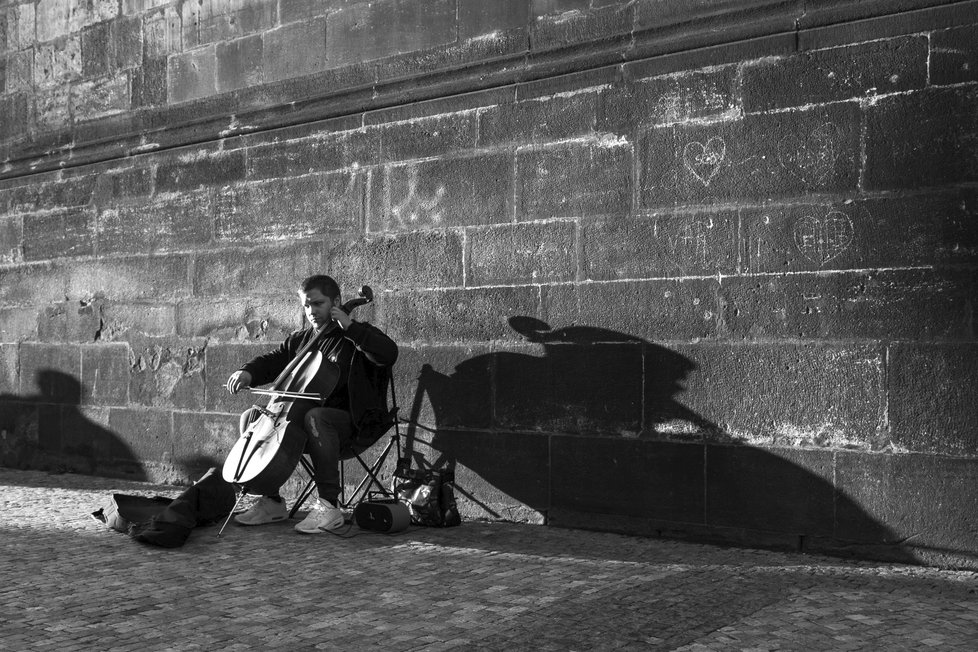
[397,316,919,565]
[0,369,147,482]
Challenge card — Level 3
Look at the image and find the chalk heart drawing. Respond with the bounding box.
[683,137,726,187]
[779,123,839,186]
[793,211,854,265]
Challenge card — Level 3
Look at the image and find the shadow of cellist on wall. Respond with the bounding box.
[0,369,147,482]
[399,315,916,563]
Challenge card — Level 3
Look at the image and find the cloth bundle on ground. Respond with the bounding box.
[91,467,237,548]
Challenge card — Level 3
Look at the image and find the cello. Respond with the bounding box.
[219,286,374,528]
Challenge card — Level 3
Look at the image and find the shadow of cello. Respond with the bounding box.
[397,316,917,563]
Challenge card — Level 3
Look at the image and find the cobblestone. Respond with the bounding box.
[1,468,976,651]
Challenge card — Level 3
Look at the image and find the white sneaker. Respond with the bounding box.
[295,498,345,534]
[234,496,288,526]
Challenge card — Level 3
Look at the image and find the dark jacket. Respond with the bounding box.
[240,321,398,450]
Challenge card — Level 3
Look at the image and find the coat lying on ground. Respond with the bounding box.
[92,467,237,548]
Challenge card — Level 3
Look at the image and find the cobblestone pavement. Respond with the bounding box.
[1,469,976,651]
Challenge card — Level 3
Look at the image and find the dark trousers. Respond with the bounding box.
[302,407,354,503]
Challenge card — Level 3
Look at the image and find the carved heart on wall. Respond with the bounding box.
[683,137,726,187]
[792,211,854,265]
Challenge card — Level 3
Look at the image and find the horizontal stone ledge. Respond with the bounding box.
[1,0,970,181]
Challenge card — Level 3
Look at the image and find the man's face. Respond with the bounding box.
[299,288,338,328]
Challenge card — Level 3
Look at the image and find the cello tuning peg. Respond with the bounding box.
[359,286,374,302]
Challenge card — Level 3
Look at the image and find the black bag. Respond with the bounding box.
[393,462,461,528]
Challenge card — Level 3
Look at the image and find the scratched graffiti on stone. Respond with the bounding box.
[669,217,712,267]
[779,123,840,186]
[682,137,726,186]
[793,210,854,265]
[390,166,447,229]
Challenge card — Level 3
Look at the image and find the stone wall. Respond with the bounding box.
[1,0,976,567]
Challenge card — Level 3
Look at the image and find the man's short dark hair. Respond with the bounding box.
[299,275,341,299]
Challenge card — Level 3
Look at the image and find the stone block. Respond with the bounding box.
[2,50,33,93]
[864,87,978,190]
[495,340,644,436]
[743,190,978,273]
[0,93,30,141]
[889,342,978,457]
[458,0,528,39]
[114,15,143,70]
[517,141,631,220]
[3,176,96,213]
[167,44,217,104]
[379,286,540,345]
[530,1,632,52]
[577,278,720,342]
[262,17,326,83]
[0,342,18,392]
[34,36,82,88]
[325,0,456,68]
[67,0,117,34]
[176,297,299,341]
[581,210,738,281]
[81,22,112,77]
[35,0,70,42]
[279,0,327,24]
[673,342,888,450]
[68,255,193,301]
[743,36,927,112]
[835,452,978,565]
[217,33,263,93]
[324,230,464,293]
[131,56,167,108]
[721,269,974,341]
[127,335,206,410]
[215,172,362,244]
[706,445,835,536]
[625,65,739,127]
[38,299,106,343]
[467,220,577,286]
[641,102,860,208]
[245,129,379,180]
[34,86,71,131]
[378,112,478,163]
[70,75,130,121]
[369,154,513,232]
[172,410,238,478]
[22,208,95,261]
[7,2,35,50]
[478,91,599,147]
[156,149,246,192]
[930,23,978,85]
[97,192,213,255]
[0,307,37,342]
[204,341,270,413]
[100,301,178,340]
[141,6,182,58]
[193,241,327,297]
[0,215,22,264]
[551,437,705,524]
[91,166,154,203]
[107,406,174,469]
[432,428,551,516]
[81,343,130,406]
[393,344,494,431]
[0,262,64,305]
[18,343,81,403]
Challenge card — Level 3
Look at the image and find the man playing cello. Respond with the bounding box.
[225,275,398,533]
